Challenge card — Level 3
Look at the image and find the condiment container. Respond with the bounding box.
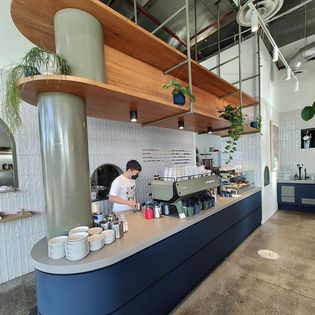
[154,205,161,219]
[145,207,154,219]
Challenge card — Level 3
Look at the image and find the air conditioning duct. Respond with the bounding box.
[289,41,315,73]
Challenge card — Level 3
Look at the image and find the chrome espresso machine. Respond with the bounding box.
[151,173,220,216]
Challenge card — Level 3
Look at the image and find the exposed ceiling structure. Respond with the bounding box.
[101,0,315,72]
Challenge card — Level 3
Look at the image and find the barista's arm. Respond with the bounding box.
[109,195,137,208]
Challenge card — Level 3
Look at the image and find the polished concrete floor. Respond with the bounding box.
[172,210,315,315]
[0,210,314,315]
[0,272,36,315]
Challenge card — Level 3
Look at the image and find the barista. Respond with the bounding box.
[109,160,142,212]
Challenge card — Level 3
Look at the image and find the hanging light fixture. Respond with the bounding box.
[272,47,279,62]
[130,110,138,122]
[178,120,184,130]
[207,127,213,134]
[251,10,258,33]
[285,68,291,81]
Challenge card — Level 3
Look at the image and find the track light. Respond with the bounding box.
[285,68,291,81]
[251,11,258,33]
[178,120,184,130]
[272,47,279,63]
[207,127,213,134]
[130,111,138,122]
[294,80,299,92]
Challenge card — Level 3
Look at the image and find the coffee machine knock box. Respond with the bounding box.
[151,174,219,216]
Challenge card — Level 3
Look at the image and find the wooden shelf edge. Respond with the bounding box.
[18,75,185,110]
[213,126,260,137]
[0,211,32,223]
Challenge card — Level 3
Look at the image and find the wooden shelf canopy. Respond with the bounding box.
[212,125,259,137]
[11,0,257,108]
[18,75,190,124]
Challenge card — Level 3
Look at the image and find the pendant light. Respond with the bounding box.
[251,11,258,33]
[178,120,184,130]
[130,110,138,122]
[207,127,213,134]
[272,47,279,62]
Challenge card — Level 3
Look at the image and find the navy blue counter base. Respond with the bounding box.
[278,183,315,213]
[36,192,261,315]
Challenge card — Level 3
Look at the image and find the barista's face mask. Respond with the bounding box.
[130,170,140,180]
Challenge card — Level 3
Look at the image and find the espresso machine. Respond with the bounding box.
[151,174,219,216]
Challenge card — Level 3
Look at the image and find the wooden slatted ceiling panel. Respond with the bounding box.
[11,0,257,106]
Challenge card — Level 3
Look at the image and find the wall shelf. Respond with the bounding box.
[18,75,190,124]
[213,125,260,137]
[11,0,258,108]
[0,211,32,223]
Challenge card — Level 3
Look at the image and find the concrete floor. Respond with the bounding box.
[0,210,314,315]
[0,272,36,315]
[172,210,315,315]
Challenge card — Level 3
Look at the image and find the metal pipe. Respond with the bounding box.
[210,56,239,71]
[164,59,188,75]
[231,73,259,85]
[151,5,185,35]
[257,30,261,116]
[133,0,138,24]
[185,0,193,105]
[216,1,221,76]
[194,0,198,61]
[238,0,243,108]
[126,0,187,48]
[143,0,194,128]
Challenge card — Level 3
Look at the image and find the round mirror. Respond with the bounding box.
[0,118,18,192]
[91,163,122,201]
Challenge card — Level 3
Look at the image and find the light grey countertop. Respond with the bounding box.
[277,180,315,184]
[31,187,261,275]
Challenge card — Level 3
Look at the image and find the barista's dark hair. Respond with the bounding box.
[126,160,142,172]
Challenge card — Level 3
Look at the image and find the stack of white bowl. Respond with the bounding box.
[88,234,104,251]
[88,227,103,236]
[48,236,67,259]
[102,230,115,245]
[65,232,89,261]
[69,226,89,235]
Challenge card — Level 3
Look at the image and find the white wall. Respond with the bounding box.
[201,36,281,223]
[279,109,315,178]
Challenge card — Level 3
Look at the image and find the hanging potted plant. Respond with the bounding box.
[163,79,196,105]
[219,104,246,164]
[301,101,315,121]
[1,46,70,133]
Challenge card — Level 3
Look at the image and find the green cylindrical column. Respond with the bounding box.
[38,93,91,239]
[54,8,105,82]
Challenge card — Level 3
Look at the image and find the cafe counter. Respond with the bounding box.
[32,187,262,315]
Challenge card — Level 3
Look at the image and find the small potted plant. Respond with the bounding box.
[163,79,196,105]
[250,115,262,134]
[1,46,70,133]
[301,101,315,121]
[219,104,246,164]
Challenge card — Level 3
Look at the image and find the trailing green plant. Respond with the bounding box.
[21,47,70,75]
[163,79,196,102]
[219,104,246,164]
[1,46,70,133]
[301,101,315,121]
[255,115,262,134]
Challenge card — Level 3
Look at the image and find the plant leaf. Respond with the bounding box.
[301,106,315,121]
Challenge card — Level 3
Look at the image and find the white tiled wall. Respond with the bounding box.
[279,109,315,178]
[0,100,195,284]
